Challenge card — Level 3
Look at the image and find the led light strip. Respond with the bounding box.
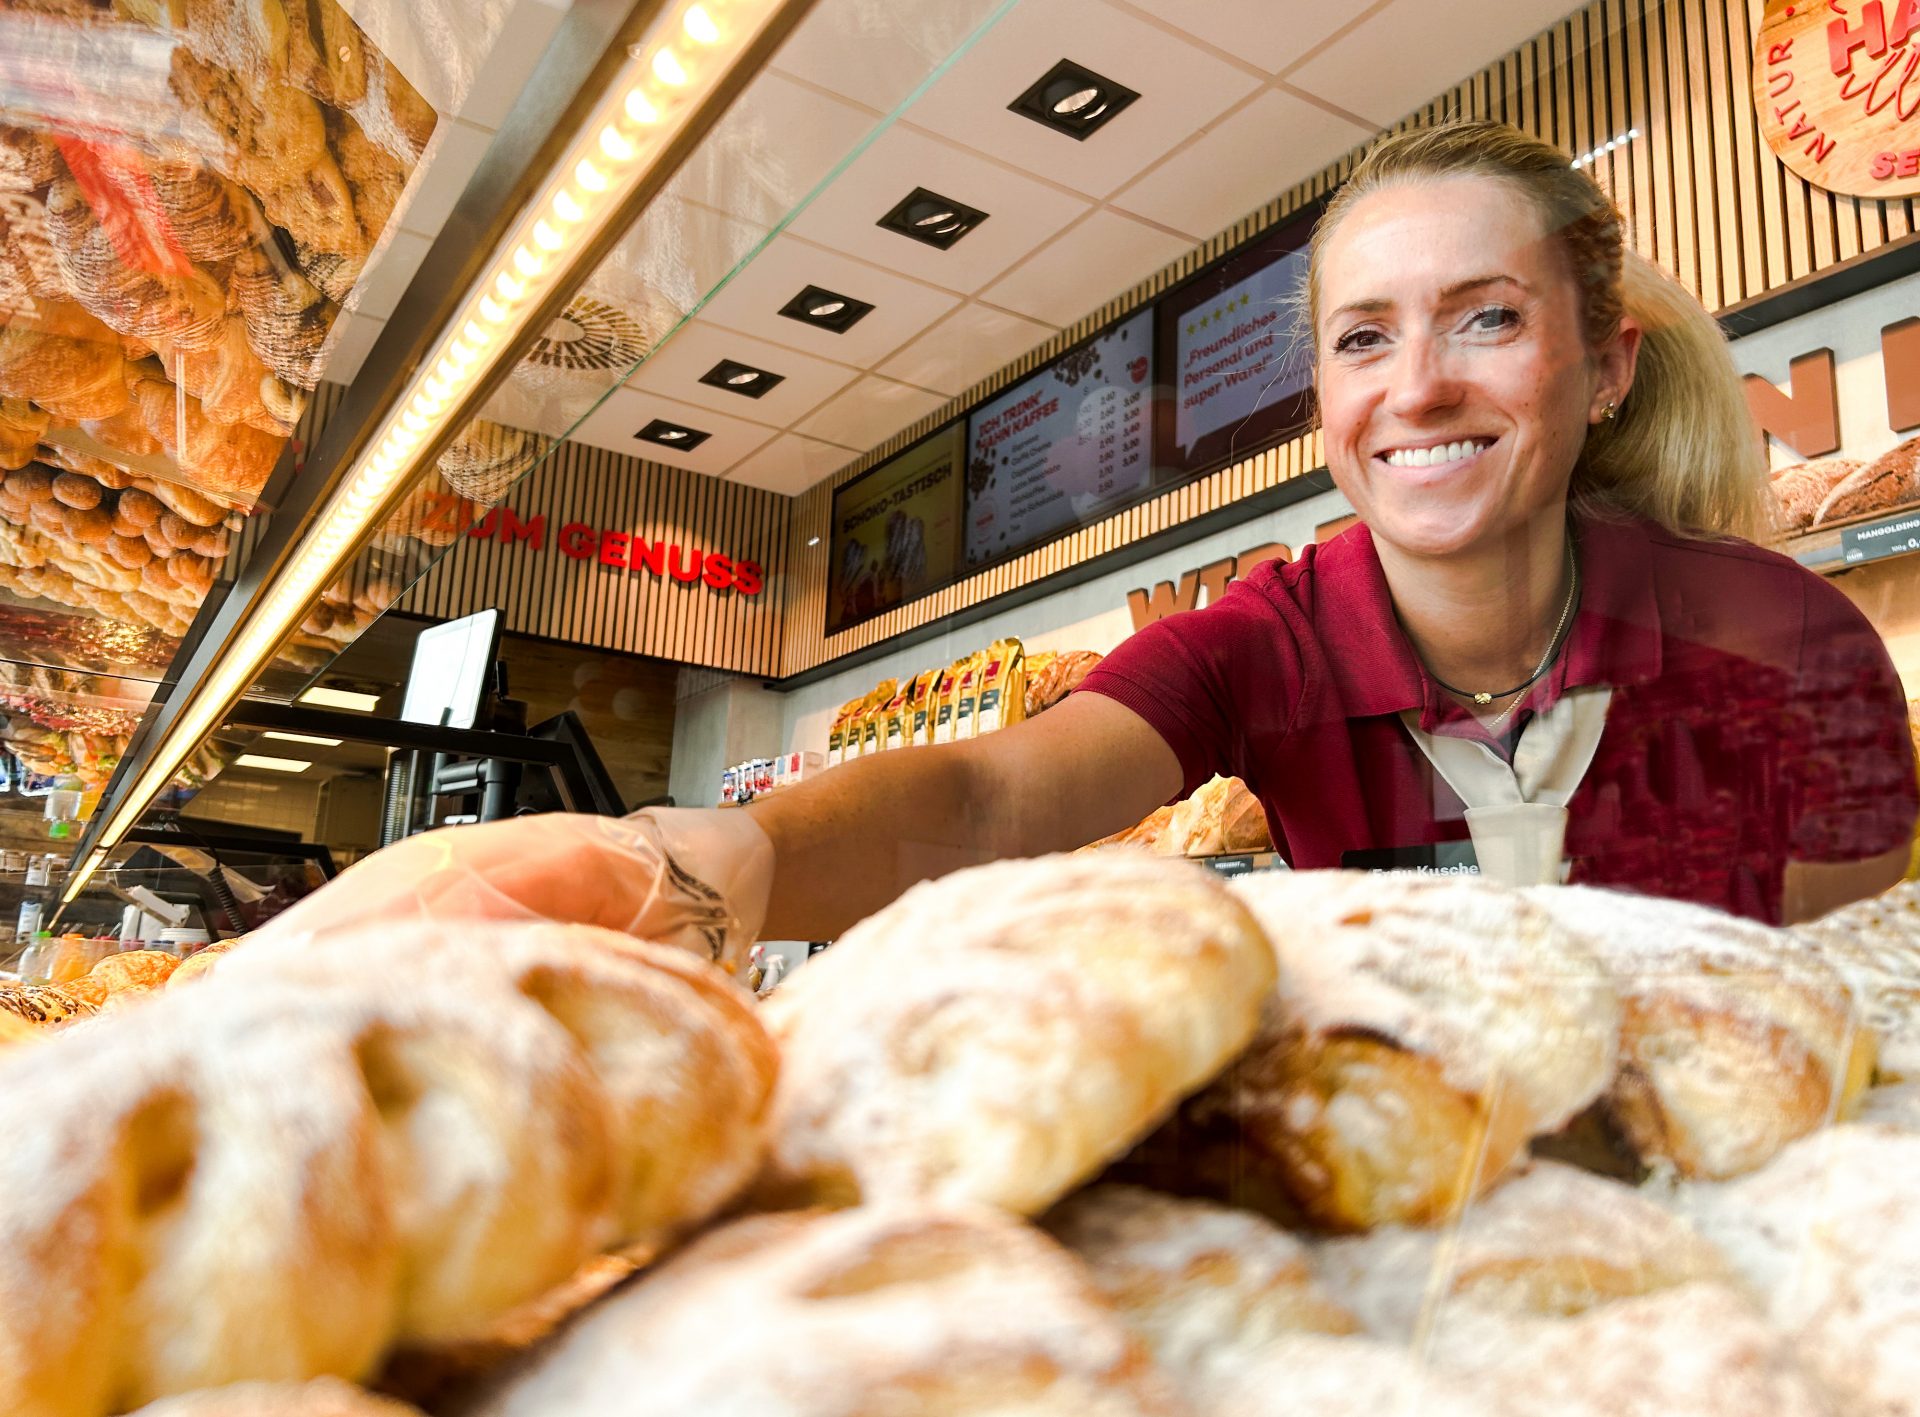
[63,0,792,905]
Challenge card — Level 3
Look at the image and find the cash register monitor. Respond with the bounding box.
[400,609,501,730]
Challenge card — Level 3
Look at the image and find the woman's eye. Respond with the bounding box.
[1332,327,1384,353]
[1466,305,1519,333]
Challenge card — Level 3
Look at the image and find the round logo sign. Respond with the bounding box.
[1754,0,1920,198]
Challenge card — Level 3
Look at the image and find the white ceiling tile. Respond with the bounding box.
[796,374,948,452]
[627,320,861,425]
[566,387,777,475]
[347,228,434,320]
[1112,89,1371,238]
[396,118,493,239]
[673,73,880,229]
[771,0,1008,113]
[314,310,385,385]
[1119,0,1361,77]
[727,432,860,495]
[590,198,773,332]
[902,0,1260,200]
[876,300,1056,398]
[982,209,1191,327]
[786,126,1092,294]
[448,0,572,130]
[695,233,963,367]
[1286,0,1586,128]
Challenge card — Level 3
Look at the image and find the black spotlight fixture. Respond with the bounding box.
[876,187,988,250]
[1009,58,1139,140]
[778,284,875,333]
[698,358,785,399]
[634,417,711,451]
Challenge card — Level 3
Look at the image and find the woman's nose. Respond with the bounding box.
[1382,333,1464,418]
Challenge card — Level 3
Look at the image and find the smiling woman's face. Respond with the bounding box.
[1314,175,1627,560]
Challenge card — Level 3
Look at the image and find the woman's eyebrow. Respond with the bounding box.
[1328,275,1532,324]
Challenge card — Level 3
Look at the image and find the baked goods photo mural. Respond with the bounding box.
[0,0,439,640]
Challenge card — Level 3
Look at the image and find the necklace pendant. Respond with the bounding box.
[1473,691,1493,705]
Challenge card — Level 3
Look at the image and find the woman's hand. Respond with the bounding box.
[253,808,774,970]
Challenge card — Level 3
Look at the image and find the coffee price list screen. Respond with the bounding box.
[964,309,1154,567]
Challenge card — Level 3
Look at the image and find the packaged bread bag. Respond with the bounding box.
[826,697,862,767]
[860,679,896,756]
[973,638,1026,735]
[951,651,987,741]
[882,677,916,752]
[909,668,941,747]
[931,659,967,745]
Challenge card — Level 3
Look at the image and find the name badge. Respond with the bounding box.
[1340,841,1480,876]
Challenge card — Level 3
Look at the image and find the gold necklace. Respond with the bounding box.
[1423,532,1581,733]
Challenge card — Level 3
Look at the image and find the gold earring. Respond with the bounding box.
[1602,401,1618,421]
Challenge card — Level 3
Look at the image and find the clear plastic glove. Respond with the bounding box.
[252,809,774,971]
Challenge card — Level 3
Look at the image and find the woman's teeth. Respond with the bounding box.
[1381,439,1492,468]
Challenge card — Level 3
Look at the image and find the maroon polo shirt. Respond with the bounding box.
[1079,514,1918,923]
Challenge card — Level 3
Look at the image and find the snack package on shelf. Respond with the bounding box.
[975,637,1026,735]
[951,649,985,741]
[930,659,965,746]
[824,697,860,768]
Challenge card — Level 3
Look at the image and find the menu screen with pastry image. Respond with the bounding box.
[826,423,964,634]
[964,309,1155,568]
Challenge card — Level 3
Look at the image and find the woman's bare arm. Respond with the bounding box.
[747,693,1183,940]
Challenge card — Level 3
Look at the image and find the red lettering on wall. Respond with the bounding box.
[703,553,737,590]
[734,561,764,596]
[1744,348,1842,457]
[669,546,705,583]
[629,538,669,576]
[558,523,597,559]
[1769,38,1795,66]
[598,531,631,569]
[494,507,545,549]
[1830,2,1889,76]
[1807,131,1839,162]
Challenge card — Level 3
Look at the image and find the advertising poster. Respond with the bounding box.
[965,309,1154,567]
[826,423,964,633]
[1170,243,1312,464]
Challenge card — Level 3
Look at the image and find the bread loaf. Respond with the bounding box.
[757,852,1275,1215]
[1798,878,1920,1082]
[1814,435,1920,526]
[1525,885,1874,1178]
[469,1205,1188,1417]
[169,939,239,987]
[1671,1124,1920,1416]
[91,949,181,995]
[1181,873,1620,1230]
[1045,1184,1357,1388]
[1770,457,1860,532]
[0,922,776,1417]
[1316,1161,1731,1341]
[130,1380,420,1416]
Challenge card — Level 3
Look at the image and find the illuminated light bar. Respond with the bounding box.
[298,686,384,712]
[234,754,313,773]
[66,0,804,904]
[264,731,346,747]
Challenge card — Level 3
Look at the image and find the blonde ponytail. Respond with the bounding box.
[1309,120,1769,542]
[1572,251,1770,542]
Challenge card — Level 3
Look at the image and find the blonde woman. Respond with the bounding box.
[268,120,1915,943]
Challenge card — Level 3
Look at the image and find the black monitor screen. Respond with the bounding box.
[1156,207,1318,479]
[826,422,966,634]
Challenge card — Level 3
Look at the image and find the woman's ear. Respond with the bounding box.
[1591,313,1643,423]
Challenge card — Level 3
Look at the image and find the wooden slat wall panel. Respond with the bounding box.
[773,0,1920,677]
[391,436,789,676]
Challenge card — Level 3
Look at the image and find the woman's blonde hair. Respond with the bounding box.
[1306,119,1769,542]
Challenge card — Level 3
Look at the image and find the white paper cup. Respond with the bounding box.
[1464,802,1569,886]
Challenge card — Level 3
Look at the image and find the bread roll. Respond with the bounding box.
[1316,1161,1731,1341]
[468,1206,1187,1417]
[1045,1184,1356,1387]
[0,923,776,1417]
[1799,879,1920,1081]
[758,852,1275,1215]
[0,980,97,1027]
[1670,1125,1920,1416]
[168,939,239,988]
[130,1379,420,1416]
[0,398,47,471]
[91,949,181,995]
[1525,885,1873,1178]
[1181,872,1619,1230]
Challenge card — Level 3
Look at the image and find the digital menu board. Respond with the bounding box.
[826,422,965,634]
[964,309,1154,567]
[1156,208,1317,477]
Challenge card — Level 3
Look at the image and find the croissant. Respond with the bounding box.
[148,160,264,263]
[0,398,46,470]
[329,108,406,245]
[229,243,332,388]
[0,323,129,422]
[45,178,227,352]
[293,239,364,305]
[80,404,163,460]
[150,317,295,435]
[129,372,280,501]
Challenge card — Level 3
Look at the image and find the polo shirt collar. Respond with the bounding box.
[1313,512,1666,725]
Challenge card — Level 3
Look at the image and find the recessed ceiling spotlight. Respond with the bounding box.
[1010,59,1139,140]
[635,417,712,451]
[779,284,875,333]
[877,187,988,250]
[699,357,785,399]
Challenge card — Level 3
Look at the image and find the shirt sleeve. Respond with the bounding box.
[1784,573,1919,865]
[1073,572,1305,802]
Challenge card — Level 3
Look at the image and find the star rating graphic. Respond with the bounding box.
[1185,291,1255,337]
